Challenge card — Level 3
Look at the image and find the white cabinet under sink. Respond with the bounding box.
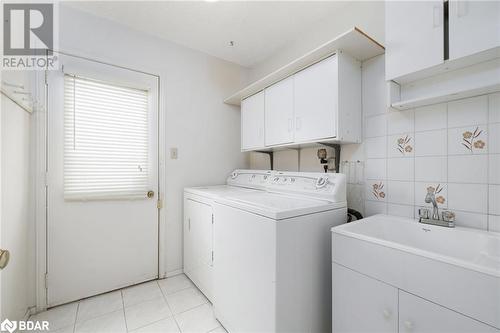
[333,264,498,333]
[331,215,500,332]
[448,0,500,60]
[398,290,498,333]
[332,263,398,332]
[264,76,294,146]
[241,91,265,150]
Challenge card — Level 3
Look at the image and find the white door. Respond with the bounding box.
[264,77,294,146]
[449,1,500,60]
[398,291,497,333]
[294,56,338,142]
[241,91,265,150]
[332,263,398,333]
[385,1,444,81]
[47,54,159,306]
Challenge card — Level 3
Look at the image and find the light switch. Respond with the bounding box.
[170,148,178,159]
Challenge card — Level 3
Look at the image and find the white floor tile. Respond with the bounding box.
[175,304,219,333]
[75,310,126,333]
[122,281,163,307]
[48,325,75,333]
[124,297,172,331]
[77,291,123,323]
[30,302,78,331]
[158,274,193,295]
[166,288,208,314]
[130,318,180,333]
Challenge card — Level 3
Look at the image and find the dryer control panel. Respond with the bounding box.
[267,171,347,202]
[226,169,274,189]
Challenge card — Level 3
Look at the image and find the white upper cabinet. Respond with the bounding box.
[449,0,500,60]
[239,53,361,151]
[264,76,294,146]
[241,91,265,150]
[385,1,444,81]
[294,56,338,142]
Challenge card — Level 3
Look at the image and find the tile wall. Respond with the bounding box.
[363,58,499,231]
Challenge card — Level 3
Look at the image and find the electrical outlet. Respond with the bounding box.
[170,148,178,159]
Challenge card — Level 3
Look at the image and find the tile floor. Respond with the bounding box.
[29,274,226,333]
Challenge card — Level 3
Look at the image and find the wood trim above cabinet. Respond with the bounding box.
[225,27,383,106]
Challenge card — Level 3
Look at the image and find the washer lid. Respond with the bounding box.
[184,185,258,199]
[216,192,346,220]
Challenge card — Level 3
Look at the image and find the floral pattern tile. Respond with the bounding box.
[462,126,486,153]
[415,183,448,208]
[371,181,386,200]
[396,135,413,156]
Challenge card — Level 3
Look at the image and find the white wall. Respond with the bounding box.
[246,1,385,83]
[247,1,384,215]
[362,55,500,231]
[58,5,248,275]
[1,95,35,320]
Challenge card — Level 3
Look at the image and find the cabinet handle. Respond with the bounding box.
[457,1,468,17]
[382,309,392,320]
[188,218,191,231]
[404,320,414,331]
[296,117,301,130]
[288,118,293,132]
[433,5,442,27]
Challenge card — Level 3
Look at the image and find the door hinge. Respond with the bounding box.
[211,251,214,263]
[44,172,49,187]
[44,273,49,290]
[211,214,214,224]
[157,199,163,209]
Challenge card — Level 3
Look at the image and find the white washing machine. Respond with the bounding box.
[213,171,347,333]
[183,169,273,302]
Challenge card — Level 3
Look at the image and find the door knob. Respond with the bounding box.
[147,190,155,198]
[0,249,10,270]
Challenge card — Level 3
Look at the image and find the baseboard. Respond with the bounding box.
[163,268,183,279]
[23,306,37,320]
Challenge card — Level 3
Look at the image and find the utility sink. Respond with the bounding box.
[332,214,500,329]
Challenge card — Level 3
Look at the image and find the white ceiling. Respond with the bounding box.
[62,1,351,67]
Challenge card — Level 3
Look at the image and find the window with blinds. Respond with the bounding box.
[64,74,150,200]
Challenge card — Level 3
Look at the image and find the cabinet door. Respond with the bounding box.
[449,1,500,60]
[184,199,214,301]
[241,91,265,150]
[399,290,498,333]
[264,76,294,146]
[183,199,195,278]
[332,263,398,333]
[385,1,444,81]
[294,56,338,142]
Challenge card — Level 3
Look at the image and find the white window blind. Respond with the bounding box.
[64,74,150,200]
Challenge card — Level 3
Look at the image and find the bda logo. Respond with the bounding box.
[0,319,17,333]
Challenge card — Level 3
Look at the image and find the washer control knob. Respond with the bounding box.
[316,177,328,188]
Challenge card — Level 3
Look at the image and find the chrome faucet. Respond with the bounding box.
[418,185,455,228]
[419,208,455,228]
